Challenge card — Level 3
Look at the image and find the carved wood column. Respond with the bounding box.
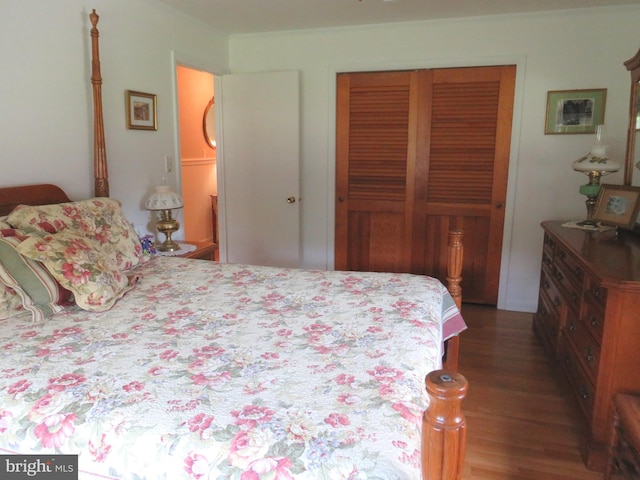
[422,370,468,480]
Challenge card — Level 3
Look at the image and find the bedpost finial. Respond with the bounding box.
[90,9,99,27]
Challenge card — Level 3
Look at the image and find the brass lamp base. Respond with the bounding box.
[155,209,181,252]
[577,173,602,227]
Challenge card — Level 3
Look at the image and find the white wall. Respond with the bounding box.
[228,6,640,312]
[3,2,639,313]
[0,0,228,234]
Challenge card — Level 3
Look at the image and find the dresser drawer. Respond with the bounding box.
[555,246,586,288]
[540,268,566,318]
[535,290,561,355]
[542,248,553,270]
[550,263,582,312]
[585,276,607,311]
[560,336,595,422]
[565,314,601,383]
[543,233,556,254]
[581,299,605,344]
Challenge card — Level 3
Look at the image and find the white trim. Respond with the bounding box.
[170,50,227,262]
[181,157,216,166]
[325,54,527,310]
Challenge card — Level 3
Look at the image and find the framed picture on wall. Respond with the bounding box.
[544,88,607,134]
[126,90,157,131]
[594,184,640,229]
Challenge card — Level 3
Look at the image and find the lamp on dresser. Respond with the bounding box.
[145,185,184,252]
[572,125,621,227]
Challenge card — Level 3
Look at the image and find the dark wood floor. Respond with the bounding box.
[457,304,604,480]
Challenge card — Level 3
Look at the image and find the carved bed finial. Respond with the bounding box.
[89,9,109,198]
[422,369,468,480]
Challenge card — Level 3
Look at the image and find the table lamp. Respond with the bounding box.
[572,125,621,227]
[145,185,184,252]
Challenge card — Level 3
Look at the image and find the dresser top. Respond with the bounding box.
[542,221,640,287]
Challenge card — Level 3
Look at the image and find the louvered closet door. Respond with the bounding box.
[414,66,516,304]
[335,71,420,273]
[336,65,516,305]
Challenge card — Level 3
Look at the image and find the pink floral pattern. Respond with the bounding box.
[6,198,143,272]
[0,257,465,479]
[16,232,137,312]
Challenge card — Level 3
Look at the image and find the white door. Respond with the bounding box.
[217,71,300,267]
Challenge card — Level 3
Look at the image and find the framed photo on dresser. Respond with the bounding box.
[594,184,640,229]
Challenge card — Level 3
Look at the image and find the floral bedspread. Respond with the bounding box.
[0,258,465,479]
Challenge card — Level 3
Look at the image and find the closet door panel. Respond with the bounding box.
[345,211,406,272]
[414,65,515,304]
[335,70,419,272]
[419,214,490,304]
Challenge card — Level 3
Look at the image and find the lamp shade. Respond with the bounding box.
[572,124,621,175]
[145,185,184,211]
[572,149,621,174]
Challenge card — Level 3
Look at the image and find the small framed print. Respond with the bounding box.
[594,184,640,230]
[126,90,157,130]
[544,88,607,134]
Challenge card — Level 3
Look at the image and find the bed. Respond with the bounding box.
[0,10,468,480]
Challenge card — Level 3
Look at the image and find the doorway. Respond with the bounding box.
[175,65,217,247]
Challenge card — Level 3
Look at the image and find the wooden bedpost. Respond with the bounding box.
[446,230,463,308]
[422,370,468,480]
[89,9,109,198]
[443,229,463,371]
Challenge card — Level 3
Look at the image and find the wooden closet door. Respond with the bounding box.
[335,65,516,305]
[335,70,420,273]
[413,66,516,304]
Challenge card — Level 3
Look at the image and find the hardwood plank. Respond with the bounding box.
[458,304,603,480]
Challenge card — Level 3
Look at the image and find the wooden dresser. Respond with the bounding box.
[533,221,640,471]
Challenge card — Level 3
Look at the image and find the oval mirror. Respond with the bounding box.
[203,97,216,148]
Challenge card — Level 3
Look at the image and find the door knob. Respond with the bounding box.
[287,197,296,203]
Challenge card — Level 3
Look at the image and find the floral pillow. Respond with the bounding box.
[7,198,143,272]
[0,233,73,321]
[16,231,138,312]
[0,283,28,320]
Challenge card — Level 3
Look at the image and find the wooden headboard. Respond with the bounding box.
[0,184,71,217]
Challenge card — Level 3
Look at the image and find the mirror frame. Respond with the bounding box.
[623,47,640,185]
[203,97,216,149]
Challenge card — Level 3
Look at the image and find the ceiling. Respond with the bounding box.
[155,0,640,35]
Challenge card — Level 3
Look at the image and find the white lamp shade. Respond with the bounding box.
[573,124,621,174]
[572,148,621,174]
[145,185,184,210]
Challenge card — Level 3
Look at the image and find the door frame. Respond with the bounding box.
[170,51,227,258]
[326,55,527,310]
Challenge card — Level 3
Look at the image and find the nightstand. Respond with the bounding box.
[180,241,217,261]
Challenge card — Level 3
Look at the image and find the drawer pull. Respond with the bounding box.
[580,388,591,400]
[590,316,601,328]
[571,291,579,302]
[593,287,602,298]
[557,250,565,260]
[574,267,583,277]
[584,347,594,362]
[567,322,576,332]
[555,270,564,282]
